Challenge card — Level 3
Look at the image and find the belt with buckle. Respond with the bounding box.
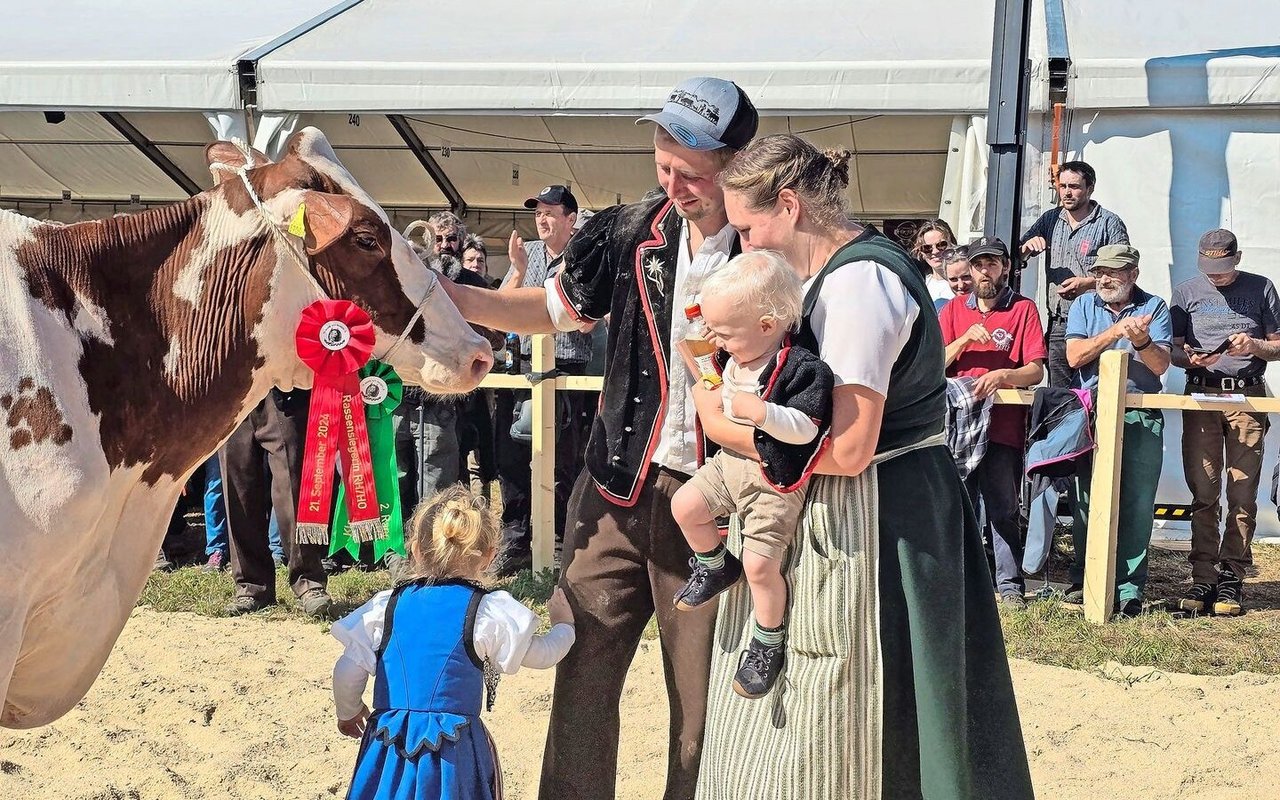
[1187,374,1264,391]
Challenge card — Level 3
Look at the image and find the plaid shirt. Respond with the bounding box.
[1021,202,1129,318]
[944,376,993,480]
[515,241,593,365]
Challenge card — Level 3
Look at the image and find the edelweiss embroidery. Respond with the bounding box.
[643,256,666,297]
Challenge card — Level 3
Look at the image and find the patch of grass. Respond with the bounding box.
[1001,543,1280,675]
[141,562,661,639]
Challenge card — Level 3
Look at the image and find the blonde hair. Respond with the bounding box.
[403,486,501,583]
[717,134,852,230]
[700,250,803,331]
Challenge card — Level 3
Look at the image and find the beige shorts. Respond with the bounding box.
[686,449,808,561]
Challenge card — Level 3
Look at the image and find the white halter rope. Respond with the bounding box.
[230,140,437,364]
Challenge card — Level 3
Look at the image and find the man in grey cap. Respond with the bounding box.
[1063,243,1171,617]
[1169,228,1280,616]
[442,77,758,799]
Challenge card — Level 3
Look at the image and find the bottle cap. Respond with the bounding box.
[684,303,702,320]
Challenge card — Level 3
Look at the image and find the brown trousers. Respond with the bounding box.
[221,392,327,603]
[1182,388,1270,582]
[539,467,716,800]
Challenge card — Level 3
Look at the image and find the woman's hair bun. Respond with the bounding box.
[821,148,853,188]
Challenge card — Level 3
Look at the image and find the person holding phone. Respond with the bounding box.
[1169,228,1280,616]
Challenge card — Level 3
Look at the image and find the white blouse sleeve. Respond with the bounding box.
[330,589,392,720]
[473,591,576,674]
[805,261,919,397]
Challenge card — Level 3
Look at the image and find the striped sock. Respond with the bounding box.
[695,544,726,571]
[752,620,786,647]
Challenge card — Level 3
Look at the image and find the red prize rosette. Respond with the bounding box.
[294,300,383,545]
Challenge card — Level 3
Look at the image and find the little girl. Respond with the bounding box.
[331,486,575,799]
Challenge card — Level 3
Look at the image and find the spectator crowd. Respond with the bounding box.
[154,150,1277,626]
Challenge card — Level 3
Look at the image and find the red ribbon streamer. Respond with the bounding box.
[294,300,381,544]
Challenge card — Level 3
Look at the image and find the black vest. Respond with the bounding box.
[797,227,946,454]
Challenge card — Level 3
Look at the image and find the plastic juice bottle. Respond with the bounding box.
[682,303,722,389]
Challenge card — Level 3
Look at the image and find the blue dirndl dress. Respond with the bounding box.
[346,580,499,800]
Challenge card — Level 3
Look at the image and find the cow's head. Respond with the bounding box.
[205,129,491,393]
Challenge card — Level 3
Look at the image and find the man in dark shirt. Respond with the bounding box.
[1020,160,1130,388]
[1169,228,1280,616]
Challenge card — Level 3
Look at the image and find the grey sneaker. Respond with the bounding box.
[999,591,1028,610]
[300,588,334,620]
[225,596,271,616]
[1061,584,1084,605]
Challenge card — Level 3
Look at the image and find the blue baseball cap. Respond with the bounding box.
[637,77,759,151]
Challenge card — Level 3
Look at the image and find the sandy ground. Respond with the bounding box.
[4,608,1280,800]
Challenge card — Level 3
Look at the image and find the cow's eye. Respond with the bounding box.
[354,232,378,250]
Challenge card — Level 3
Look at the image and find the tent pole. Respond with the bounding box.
[983,0,1033,288]
[387,115,468,216]
[100,112,202,197]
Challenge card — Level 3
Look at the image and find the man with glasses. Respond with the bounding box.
[1169,228,1280,616]
[1062,244,1171,617]
[1020,161,1130,388]
[940,237,1046,606]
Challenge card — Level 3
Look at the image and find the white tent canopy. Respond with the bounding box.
[0,0,337,111]
[255,0,1043,115]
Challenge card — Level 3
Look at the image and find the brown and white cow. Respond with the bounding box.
[0,128,492,728]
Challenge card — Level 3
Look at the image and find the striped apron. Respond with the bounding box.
[696,434,946,800]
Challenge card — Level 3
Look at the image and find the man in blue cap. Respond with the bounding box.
[445,76,758,800]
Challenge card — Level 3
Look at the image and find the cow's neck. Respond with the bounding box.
[25,193,309,485]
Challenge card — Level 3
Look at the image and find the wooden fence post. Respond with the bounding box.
[530,334,558,574]
[1083,349,1128,624]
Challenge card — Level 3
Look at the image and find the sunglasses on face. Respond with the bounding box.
[918,242,952,255]
[435,234,460,244]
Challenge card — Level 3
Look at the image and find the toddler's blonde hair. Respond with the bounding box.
[403,486,501,584]
[700,250,804,331]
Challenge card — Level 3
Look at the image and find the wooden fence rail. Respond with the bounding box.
[482,341,1276,625]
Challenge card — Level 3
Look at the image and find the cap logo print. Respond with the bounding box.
[1201,248,1232,258]
[667,89,721,125]
[669,122,700,148]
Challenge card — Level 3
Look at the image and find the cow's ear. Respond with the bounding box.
[298,191,354,255]
[204,142,274,185]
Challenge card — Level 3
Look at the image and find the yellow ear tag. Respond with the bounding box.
[287,204,307,237]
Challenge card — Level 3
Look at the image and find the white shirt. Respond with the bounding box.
[925,274,954,308]
[545,218,736,476]
[803,260,919,397]
[330,589,575,721]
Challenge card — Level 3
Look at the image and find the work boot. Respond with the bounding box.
[673,553,743,611]
[1214,567,1244,617]
[733,637,786,699]
[1171,581,1216,614]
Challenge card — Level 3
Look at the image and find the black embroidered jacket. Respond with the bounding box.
[553,195,740,505]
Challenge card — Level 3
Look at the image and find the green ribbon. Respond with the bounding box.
[331,360,404,561]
